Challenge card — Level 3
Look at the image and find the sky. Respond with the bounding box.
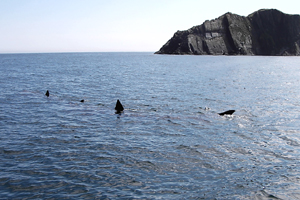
[0,0,299,53]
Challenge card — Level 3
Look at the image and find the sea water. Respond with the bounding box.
[0,52,300,199]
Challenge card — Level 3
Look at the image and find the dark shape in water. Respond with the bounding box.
[218,110,235,116]
[80,99,84,103]
[45,90,49,97]
[115,99,124,114]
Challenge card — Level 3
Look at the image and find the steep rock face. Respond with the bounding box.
[155,9,300,56]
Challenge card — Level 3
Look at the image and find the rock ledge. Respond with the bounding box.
[155,9,300,56]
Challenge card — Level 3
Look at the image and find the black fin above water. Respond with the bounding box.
[80,99,84,103]
[45,90,49,97]
[218,110,235,116]
[115,99,124,114]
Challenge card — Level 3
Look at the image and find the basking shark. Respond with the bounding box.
[218,110,235,116]
[115,99,124,114]
[43,92,233,118]
[45,90,49,97]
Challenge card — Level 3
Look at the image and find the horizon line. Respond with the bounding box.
[0,51,156,55]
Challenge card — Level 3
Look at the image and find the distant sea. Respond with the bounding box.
[1,52,300,199]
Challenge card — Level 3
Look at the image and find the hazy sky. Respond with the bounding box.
[1,0,299,53]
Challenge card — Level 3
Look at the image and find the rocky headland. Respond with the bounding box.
[155,9,300,56]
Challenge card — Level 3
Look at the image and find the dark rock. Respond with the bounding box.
[155,9,300,56]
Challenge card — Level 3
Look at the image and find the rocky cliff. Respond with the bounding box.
[155,9,300,56]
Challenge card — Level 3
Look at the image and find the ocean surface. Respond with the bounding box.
[0,52,300,199]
